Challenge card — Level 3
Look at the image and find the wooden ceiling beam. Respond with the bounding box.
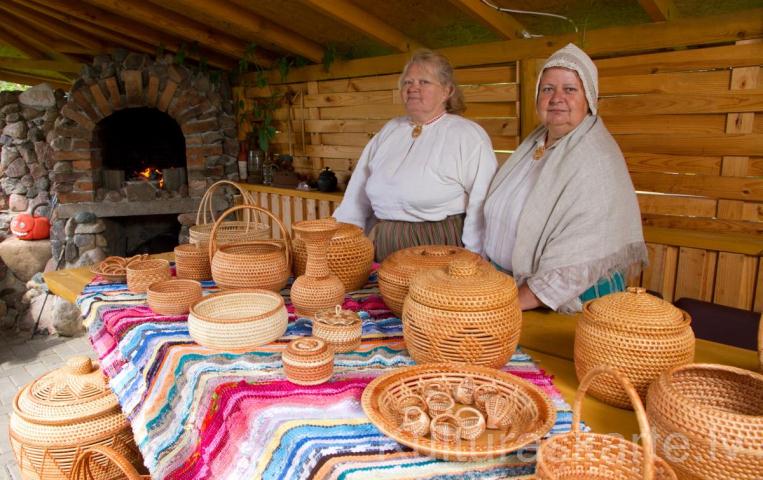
[1,1,106,52]
[0,25,46,59]
[0,57,83,73]
[638,0,680,21]
[300,0,423,53]
[0,68,71,90]
[0,11,77,63]
[448,0,527,39]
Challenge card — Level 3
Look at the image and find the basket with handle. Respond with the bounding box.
[209,204,291,292]
[71,444,150,480]
[189,180,270,247]
[536,365,676,480]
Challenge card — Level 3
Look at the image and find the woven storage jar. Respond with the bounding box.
[174,243,211,280]
[126,259,171,294]
[188,289,288,352]
[646,363,763,480]
[9,356,144,480]
[378,245,482,317]
[574,286,695,409]
[402,259,521,368]
[313,305,363,352]
[282,337,334,385]
[293,222,374,292]
[147,279,202,315]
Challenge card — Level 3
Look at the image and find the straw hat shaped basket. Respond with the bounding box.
[646,363,763,480]
[189,180,270,247]
[574,287,695,409]
[9,356,144,480]
[402,259,521,368]
[536,365,677,480]
[209,204,291,292]
[378,245,482,317]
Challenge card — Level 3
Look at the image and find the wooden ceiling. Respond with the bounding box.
[0,0,761,89]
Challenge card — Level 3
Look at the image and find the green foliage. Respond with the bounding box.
[0,81,28,91]
[322,44,336,72]
[174,43,187,65]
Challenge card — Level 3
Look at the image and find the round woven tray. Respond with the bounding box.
[174,243,211,280]
[313,305,362,352]
[282,337,334,385]
[147,279,202,315]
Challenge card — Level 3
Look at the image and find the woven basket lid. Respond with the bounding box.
[314,305,360,326]
[583,286,689,330]
[407,259,517,312]
[284,337,333,361]
[378,245,481,286]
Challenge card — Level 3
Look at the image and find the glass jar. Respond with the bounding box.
[262,160,273,185]
[248,150,264,184]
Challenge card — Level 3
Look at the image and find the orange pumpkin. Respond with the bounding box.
[11,203,50,241]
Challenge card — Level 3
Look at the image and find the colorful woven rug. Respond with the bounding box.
[80,268,573,480]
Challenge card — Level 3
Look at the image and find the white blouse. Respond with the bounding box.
[333,114,497,254]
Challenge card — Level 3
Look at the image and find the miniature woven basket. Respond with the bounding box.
[536,365,677,480]
[147,279,202,315]
[174,243,211,280]
[282,337,334,385]
[188,289,288,352]
[126,258,171,294]
[574,287,695,409]
[378,245,482,316]
[293,222,374,292]
[312,305,362,352]
[646,363,763,480]
[402,259,521,368]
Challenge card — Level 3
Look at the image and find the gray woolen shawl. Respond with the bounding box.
[488,114,648,312]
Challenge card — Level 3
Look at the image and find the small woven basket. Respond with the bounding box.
[282,337,334,385]
[188,289,288,352]
[147,279,202,315]
[126,259,171,294]
[536,365,677,480]
[174,243,211,280]
[72,445,149,480]
[646,363,763,480]
[312,305,362,352]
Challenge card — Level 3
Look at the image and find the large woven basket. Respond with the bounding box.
[188,289,288,352]
[402,259,521,368]
[126,258,171,294]
[293,222,374,292]
[174,243,211,280]
[574,287,695,409]
[646,363,763,480]
[209,204,291,292]
[147,279,202,315]
[536,365,677,480]
[378,245,482,316]
[189,179,270,247]
[9,356,145,480]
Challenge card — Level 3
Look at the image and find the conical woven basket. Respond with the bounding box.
[378,245,482,316]
[402,259,521,368]
[174,243,211,280]
[574,287,695,409]
[646,363,763,480]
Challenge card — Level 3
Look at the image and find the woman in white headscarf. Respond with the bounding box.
[483,43,647,313]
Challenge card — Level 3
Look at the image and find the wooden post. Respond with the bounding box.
[102,169,124,190]
[519,58,544,142]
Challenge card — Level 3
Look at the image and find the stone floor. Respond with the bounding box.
[0,329,94,480]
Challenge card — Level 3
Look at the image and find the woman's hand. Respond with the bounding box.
[518,283,545,311]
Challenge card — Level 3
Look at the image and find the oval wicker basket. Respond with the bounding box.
[9,356,144,480]
[378,245,482,316]
[147,279,203,315]
[313,305,363,353]
[402,259,521,368]
[536,365,676,480]
[646,363,763,480]
[126,258,171,294]
[209,204,291,292]
[174,243,211,280]
[282,337,334,385]
[574,287,695,409]
[188,289,288,352]
[293,222,374,292]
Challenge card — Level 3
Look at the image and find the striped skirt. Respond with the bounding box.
[371,214,465,262]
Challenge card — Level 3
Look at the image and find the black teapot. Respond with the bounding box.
[317,167,338,192]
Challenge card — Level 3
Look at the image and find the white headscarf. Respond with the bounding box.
[534,43,598,115]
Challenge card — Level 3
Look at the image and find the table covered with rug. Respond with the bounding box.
[78,266,573,479]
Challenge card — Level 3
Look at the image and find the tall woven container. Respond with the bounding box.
[189,180,269,246]
[9,356,144,480]
[646,363,763,480]
[574,287,695,409]
[293,222,374,292]
[402,259,521,368]
[174,243,211,280]
[378,245,482,317]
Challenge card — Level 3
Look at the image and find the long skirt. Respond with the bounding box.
[370,214,465,262]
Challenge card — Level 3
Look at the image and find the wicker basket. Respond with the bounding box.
[282,337,334,385]
[174,243,211,280]
[189,180,270,247]
[126,259,171,294]
[402,259,521,368]
[312,305,363,353]
[147,279,202,315]
[646,363,763,480]
[574,287,695,409]
[378,245,482,316]
[9,356,145,480]
[89,255,149,283]
[536,365,677,480]
[209,204,291,292]
[188,289,288,352]
[72,445,149,480]
[293,222,374,292]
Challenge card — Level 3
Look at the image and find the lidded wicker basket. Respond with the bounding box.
[126,258,171,294]
[646,363,763,480]
[147,279,203,315]
[293,222,374,292]
[402,259,521,368]
[9,356,144,480]
[574,287,695,409]
[174,243,211,280]
[282,337,334,385]
[378,245,482,317]
[313,305,363,352]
